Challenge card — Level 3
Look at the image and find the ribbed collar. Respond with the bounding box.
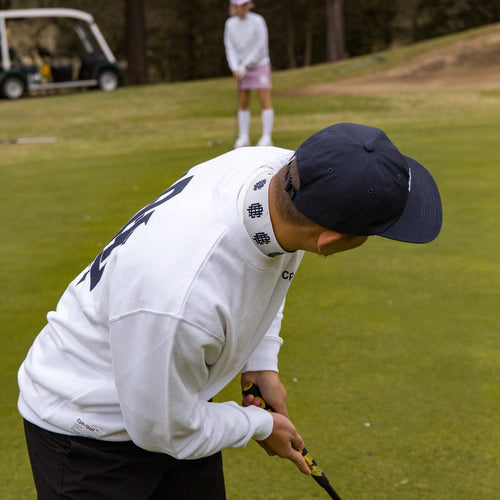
[240,169,285,257]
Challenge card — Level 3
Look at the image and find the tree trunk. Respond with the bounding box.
[125,0,148,85]
[303,5,314,66]
[325,0,346,62]
[286,11,297,68]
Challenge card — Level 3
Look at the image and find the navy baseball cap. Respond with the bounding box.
[290,123,442,243]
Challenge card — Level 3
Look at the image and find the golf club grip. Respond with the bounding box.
[242,382,343,500]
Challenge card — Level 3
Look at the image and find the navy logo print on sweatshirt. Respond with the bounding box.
[78,175,193,291]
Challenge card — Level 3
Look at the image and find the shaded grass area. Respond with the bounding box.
[1,26,499,500]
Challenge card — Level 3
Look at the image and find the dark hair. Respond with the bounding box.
[273,158,316,227]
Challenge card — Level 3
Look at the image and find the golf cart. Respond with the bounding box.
[0,8,122,99]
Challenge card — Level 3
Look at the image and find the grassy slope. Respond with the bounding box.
[1,25,499,499]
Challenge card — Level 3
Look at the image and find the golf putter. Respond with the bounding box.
[242,382,343,500]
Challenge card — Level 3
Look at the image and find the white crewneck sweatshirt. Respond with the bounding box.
[18,146,303,460]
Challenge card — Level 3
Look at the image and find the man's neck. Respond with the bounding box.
[268,176,321,253]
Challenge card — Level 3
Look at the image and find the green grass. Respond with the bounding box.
[1,24,499,499]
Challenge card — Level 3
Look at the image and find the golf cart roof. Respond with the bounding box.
[0,8,94,23]
[0,7,116,67]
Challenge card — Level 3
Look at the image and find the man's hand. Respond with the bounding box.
[241,370,288,416]
[259,412,311,475]
[241,371,310,475]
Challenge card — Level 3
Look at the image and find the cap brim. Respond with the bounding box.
[378,156,442,243]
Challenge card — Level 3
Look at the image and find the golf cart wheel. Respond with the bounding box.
[97,69,119,92]
[1,76,25,99]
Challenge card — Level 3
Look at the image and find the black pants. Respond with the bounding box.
[24,419,226,499]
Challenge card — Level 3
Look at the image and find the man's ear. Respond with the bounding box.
[316,230,343,252]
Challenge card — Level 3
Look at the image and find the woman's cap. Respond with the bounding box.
[290,122,442,243]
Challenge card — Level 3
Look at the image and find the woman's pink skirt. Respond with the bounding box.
[240,62,272,89]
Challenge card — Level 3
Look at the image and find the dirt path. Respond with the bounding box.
[287,29,500,96]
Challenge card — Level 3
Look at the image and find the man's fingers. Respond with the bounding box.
[291,433,305,455]
[257,413,311,475]
[290,433,309,474]
[257,439,310,474]
[242,394,264,408]
[289,448,311,475]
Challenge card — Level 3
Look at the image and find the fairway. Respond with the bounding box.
[1,26,499,499]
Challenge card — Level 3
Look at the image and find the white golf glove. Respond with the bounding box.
[238,64,247,79]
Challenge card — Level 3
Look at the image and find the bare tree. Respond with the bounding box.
[303,7,315,67]
[125,0,148,84]
[326,0,346,62]
[285,11,297,68]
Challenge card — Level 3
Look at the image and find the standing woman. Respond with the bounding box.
[224,0,274,148]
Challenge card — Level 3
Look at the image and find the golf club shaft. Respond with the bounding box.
[242,382,343,500]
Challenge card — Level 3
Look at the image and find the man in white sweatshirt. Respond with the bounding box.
[18,123,442,499]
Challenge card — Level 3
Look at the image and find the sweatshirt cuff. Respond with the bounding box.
[241,336,282,373]
[245,404,274,441]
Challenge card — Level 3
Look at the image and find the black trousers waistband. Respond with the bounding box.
[23,419,226,499]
